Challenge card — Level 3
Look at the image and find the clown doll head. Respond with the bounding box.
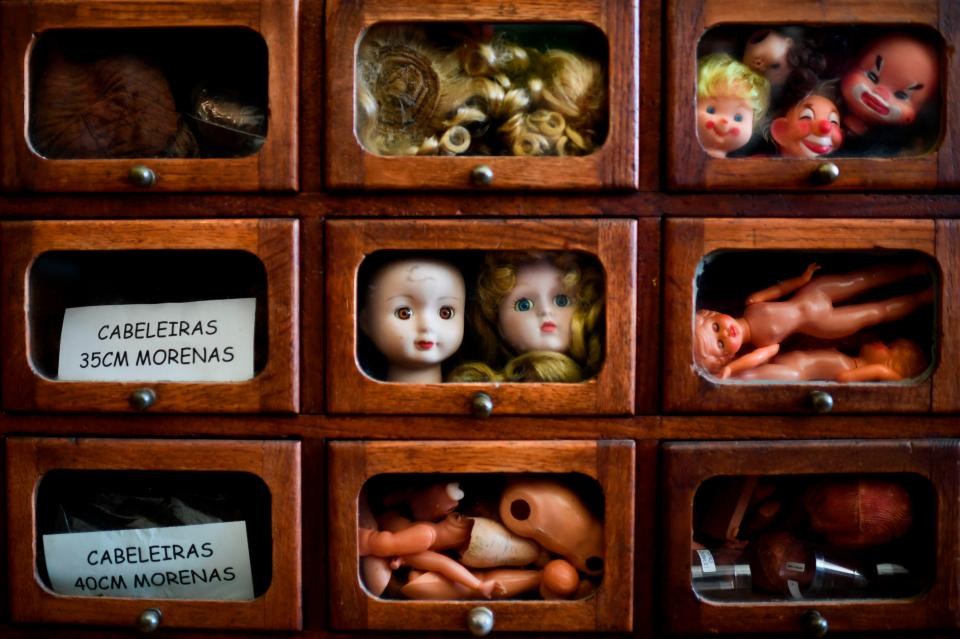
[770,90,844,158]
[840,34,938,136]
[697,54,771,158]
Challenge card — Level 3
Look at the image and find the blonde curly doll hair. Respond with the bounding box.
[448,251,604,383]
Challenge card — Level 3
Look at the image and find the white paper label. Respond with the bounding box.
[42,521,254,600]
[57,299,255,382]
[696,549,717,573]
[785,561,806,573]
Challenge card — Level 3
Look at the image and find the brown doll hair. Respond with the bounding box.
[447,251,604,383]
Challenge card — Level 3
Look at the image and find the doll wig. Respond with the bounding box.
[448,251,604,383]
[697,53,771,123]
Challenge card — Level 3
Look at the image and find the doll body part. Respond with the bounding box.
[498,258,576,355]
[697,54,770,158]
[695,262,933,376]
[770,94,843,158]
[734,339,927,382]
[743,29,794,86]
[361,258,465,383]
[841,34,938,136]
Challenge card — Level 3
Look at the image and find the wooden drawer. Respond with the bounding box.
[666,0,960,191]
[5,436,302,631]
[321,218,648,416]
[328,439,635,633]
[0,219,299,413]
[662,439,959,634]
[663,218,958,414]
[0,0,297,192]
[324,0,638,190]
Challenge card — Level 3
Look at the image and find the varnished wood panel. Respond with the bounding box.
[666,0,957,191]
[324,0,638,190]
[5,436,302,631]
[328,439,634,633]
[0,219,299,413]
[663,218,944,414]
[0,0,298,192]
[322,219,637,416]
[662,439,960,634]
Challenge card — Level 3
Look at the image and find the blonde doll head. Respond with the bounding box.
[448,251,604,383]
[697,53,770,158]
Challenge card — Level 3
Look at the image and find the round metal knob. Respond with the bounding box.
[138,608,162,633]
[802,609,829,638]
[811,162,839,185]
[466,606,494,636]
[129,165,157,188]
[130,388,157,411]
[471,164,494,186]
[808,390,834,414]
[470,392,493,418]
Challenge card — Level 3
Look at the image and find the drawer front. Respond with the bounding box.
[328,439,636,633]
[321,218,647,416]
[0,0,297,192]
[5,436,302,631]
[663,218,957,414]
[662,438,959,634]
[666,0,960,191]
[324,0,638,190]
[0,219,299,413]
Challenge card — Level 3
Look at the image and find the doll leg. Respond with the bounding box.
[805,262,929,303]
[808,288,933,339]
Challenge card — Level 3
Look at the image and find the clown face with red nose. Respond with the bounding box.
[770,94,843,158]
[840,34,938,136]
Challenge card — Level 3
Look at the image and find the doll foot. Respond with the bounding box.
[477,580,506,599]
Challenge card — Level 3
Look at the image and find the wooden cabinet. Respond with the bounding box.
[662,439,959,635]
[0,219,299,413]
[663,218,958,414]
[5,436,302,631]
[327,439,635,633]
[666,0,960,191]
[321,218,648,416]
[324,0,638,190]
[0,0,298,192]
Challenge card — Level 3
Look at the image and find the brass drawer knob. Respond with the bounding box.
[811,162,839,185]
[471,164,494,186]
[808,390,834,414]
[471,392,494,418]
[130,388,157,411]
[129,165,157,188]
[138,607,162,633]
[802,609,828,637]
[466,606,494,636]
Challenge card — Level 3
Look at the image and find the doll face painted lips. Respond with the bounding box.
[416,340,435,350]
[540,321,557,333]
[801,135,834,155]
[860,91,890,115]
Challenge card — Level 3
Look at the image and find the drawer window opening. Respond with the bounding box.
[29,28,269,159]
[28,250,269,382]
[35,470,273,601]
[356,23,609,157]
[356,250,606,384]
[695,25,943,160]
[358,472,604,600]
[693,250,937,383]
[691,473,935,602]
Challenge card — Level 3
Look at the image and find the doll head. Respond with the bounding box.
[697,54,771,158]
[841,34,938,133]
[694,309,743,373]
[859,339,927,379]
[360,257,466,382]
[770,92,843,158]
[450,252,603,383]
[743,29,794,86]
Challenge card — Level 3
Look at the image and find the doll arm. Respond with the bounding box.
[746,264,820,304]
[835,364,903,382]
[395,551,506,599]
[719,344,781,379]
[359,523,438,557]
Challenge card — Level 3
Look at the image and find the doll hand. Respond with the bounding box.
[719,365,733,380]
[801,263,821,283]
